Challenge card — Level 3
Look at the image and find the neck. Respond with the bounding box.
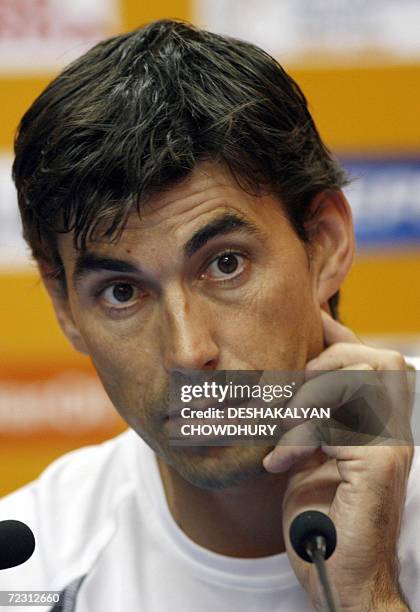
[157,455,288,558]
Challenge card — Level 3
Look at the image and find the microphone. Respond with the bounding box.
[289,510,338,612]
[0,520,35,570]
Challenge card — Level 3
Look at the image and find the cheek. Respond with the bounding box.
[73,318,142,401]
[86,345,156,431]
[220,252,319,368]
[75,317,167,424]
[89,338,134,401]
[72,290,164,382]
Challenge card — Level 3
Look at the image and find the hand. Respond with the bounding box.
[263,311,414,611]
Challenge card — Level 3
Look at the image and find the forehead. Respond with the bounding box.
[58,161,290,262]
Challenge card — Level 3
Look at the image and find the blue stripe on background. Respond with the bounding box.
[340,157,420,247]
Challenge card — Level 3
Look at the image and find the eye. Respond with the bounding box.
[101,282,139,307]
[203,251,247,281]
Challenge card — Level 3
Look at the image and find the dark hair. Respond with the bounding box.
[13,19,348,316]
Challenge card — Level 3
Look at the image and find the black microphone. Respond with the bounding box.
[289,510,338,612]
[0,520,35,570]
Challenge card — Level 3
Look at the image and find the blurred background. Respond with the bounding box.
[1,0,419,497]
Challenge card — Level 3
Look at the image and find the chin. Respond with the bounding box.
[165,444,271,490]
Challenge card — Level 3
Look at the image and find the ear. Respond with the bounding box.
[38,261,89,356]
[306,190,354,308]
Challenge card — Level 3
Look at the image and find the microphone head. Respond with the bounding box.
[289,510,336,563]
[0,520,36,570]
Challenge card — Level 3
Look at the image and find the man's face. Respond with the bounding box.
[56,162,326,488]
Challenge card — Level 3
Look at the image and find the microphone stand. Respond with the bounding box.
[305,535,337,612]
[289,510,339,612]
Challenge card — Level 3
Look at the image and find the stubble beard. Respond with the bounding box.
[123,393,275,490]
[155,441,273,490]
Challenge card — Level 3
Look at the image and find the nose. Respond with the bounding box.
[161,290,219,372]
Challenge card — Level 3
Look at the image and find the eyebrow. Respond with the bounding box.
[72,212,263,285]
[73,253,142,286]
[183,212,262,258]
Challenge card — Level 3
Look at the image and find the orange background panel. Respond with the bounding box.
[290,64,420,154]
[120,0,190,30]
[341,251,420,333]
[0,77,53,149]
[0,271,89,373]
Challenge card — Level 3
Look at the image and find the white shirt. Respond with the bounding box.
[1,359,420,611]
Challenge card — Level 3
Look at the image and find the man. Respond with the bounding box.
[1,19,419,611]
